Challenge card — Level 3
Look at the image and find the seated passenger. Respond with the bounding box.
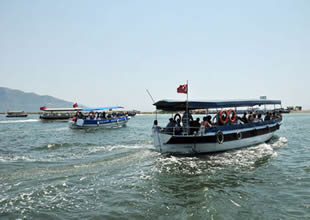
[191,118,200,134]
[257,114,263,122]
[164,118,176,134]
[253,114,259,123]
[264,112,271,121]
[271,112,276,120]
[241,112,248,124]
[248,112,254,123]
[201,116,212,128]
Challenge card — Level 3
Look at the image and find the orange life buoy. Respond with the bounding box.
[219,109,229,125]
[228,109,237,122]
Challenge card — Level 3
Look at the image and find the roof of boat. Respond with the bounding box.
[42,108,82,112]
[81,106,123,111]
[41,106,123,112]
[154,99,282,111]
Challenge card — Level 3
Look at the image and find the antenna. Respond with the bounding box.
[146,89,155,104]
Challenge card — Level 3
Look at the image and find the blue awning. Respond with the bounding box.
[154,99,281,111]
[82,106,123,111]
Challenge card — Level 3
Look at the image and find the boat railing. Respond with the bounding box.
[158,118,282,136]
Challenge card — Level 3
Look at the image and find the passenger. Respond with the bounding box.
[200,116,213,134]
[257,114,263,122]
[241,112,248,124]
[152,120,161,132]
[272,112,276,120]
[101,112,106,119]
[90,112,95,120]
[191,118,200,134]
[164,118,176,134]
[264,112,271,121]
[248,112,254,123]
[201,116,212,128]
[253,114,259,123]
[182,111,193,134]
[175,119,183,135]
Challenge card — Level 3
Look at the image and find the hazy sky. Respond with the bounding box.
[0,0,309,111]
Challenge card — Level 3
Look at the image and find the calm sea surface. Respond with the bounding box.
[0,114,309,219]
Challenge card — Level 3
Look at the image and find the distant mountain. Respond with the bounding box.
[0,87,81,112]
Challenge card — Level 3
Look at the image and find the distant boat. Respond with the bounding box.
[70,106,130,129]
[6,111,28,117]
[39,104,81,121]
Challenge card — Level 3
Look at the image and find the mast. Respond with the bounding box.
[186,80,189,134]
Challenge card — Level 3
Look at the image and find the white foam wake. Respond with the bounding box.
[0,119,39,124]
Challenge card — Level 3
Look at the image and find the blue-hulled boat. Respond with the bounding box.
[152,99,282,154]
[70,106,130,129]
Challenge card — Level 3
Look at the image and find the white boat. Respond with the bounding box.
[39,106,81,121]
[70,106,130,129]
[152,99,282,154]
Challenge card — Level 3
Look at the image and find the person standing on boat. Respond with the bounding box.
[152,120,161,132]
[182,111,193,134]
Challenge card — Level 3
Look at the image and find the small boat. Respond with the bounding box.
[39,105,81,121]
[70,106,130,129]
[152,99,283,154]
[6,111,28,117]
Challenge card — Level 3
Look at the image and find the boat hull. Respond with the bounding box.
[6,114,28,117]
[153,120,281,154]
[70,116,130,129]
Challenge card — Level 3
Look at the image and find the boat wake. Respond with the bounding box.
[0,119,39,124]
[154,136,288,175]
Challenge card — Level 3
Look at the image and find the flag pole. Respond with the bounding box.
[186,80,189,135]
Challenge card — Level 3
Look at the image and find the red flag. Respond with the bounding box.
[40,106,46,110]
[73,103,78,108]
[177,84,188,94]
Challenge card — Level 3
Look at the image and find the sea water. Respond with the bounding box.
[0,114,309,219]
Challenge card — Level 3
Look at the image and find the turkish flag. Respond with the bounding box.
[177,84,188,94]
[73,103,78,108]
[40,106,46,110]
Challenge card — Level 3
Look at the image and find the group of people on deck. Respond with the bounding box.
[240,111,282,124]
[154,110,282,135]
[74,111,127,121]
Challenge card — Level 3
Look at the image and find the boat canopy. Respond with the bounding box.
[154,99,282,111]
[82,106,123,111]
[42,108,82,112]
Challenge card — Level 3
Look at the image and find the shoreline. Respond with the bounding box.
[1,111,310,115]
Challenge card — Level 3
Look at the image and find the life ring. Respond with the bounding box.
[228,109,237,123]
[219,109,229,125]
[174,113,181,122]
[236,131,242,140]
[216,131,224,144]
